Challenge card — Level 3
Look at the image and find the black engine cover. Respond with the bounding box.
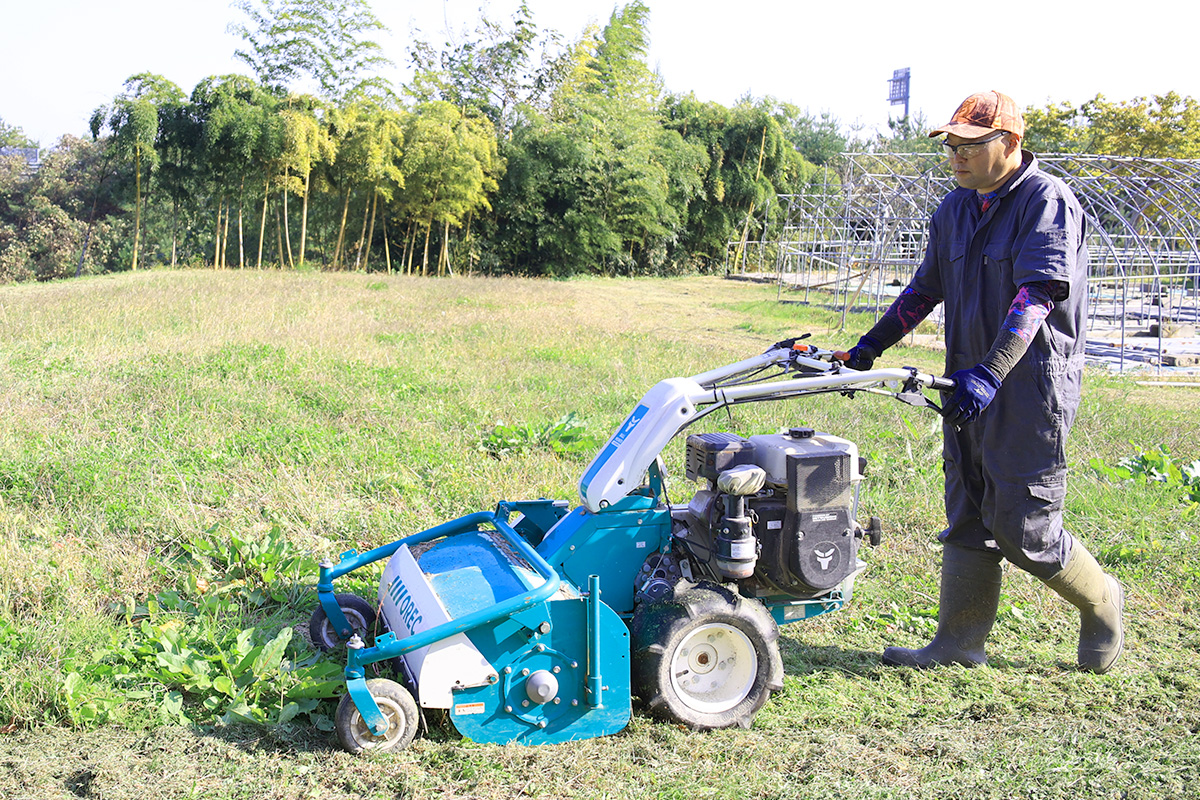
[787,507,854,590]
[751,499,855,593]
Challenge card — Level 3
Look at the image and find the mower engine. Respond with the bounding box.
[672,427,880,600]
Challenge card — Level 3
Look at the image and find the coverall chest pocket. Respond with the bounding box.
[940,241,967,296]
[982,241,1015,287]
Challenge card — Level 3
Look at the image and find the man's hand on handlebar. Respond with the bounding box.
[833,336,882,371]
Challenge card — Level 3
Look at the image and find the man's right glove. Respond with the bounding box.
[835,335,882,371]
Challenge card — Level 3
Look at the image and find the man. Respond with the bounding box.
[838,90,1124,673]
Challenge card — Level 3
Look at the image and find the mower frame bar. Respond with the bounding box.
[320,510,562,735]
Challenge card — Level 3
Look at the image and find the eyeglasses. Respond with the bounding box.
[942,131,1007,158]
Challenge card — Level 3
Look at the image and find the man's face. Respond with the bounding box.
[945,132,1018,193]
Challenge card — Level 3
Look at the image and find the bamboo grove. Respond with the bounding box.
[4,0,1196,283]
[0,1,855,282]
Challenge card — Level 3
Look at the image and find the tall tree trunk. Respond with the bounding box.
[131,149,142,271]
[733,125,769,273]
[298,169,311,268]
[421,218,433,277]
[422,185,440,276]
[353,188,371,270]
[440,220,451,276]
[257,173,269,269]
[170,196,179,267]
[221,197,232,270]
[363,189,379,273]
[214,198,223,268]
[403,221,415,275]
[77,226,93,278]
[463,213,473,274]
[382,210,391,273]
[276,206,286,269]
[333,186,352,269]
[237,176,246,269]
[281,168,293,268]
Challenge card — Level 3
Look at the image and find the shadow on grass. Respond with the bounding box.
[190,720,339,755]
[190,690,467,759]
[777,637,1034,675]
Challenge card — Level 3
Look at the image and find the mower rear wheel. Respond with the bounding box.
[335,678,419,754]
[309,593,377,650]
[631,581,784,730]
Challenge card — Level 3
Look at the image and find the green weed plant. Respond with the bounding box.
[478,412,600,460]
[48,527,346,729]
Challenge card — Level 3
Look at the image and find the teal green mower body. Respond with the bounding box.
[311,340,954,752]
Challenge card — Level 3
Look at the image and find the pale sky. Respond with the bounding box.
[1,0,1193,149]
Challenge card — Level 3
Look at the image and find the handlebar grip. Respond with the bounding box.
[928,375,956,392]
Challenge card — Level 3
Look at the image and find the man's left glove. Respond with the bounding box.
[944,364,1002,427]
[834,335,883,371]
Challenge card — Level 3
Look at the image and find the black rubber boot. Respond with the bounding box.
[1042,541,1124,674]
[882,544,1003,668]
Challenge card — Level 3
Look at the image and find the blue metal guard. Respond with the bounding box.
[330,510,563,735]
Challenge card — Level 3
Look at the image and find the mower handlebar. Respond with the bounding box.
[927,374,956,392]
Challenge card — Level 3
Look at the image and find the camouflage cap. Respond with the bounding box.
[929,90,1025,139]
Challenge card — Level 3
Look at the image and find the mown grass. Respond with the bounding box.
[0,270,1198,799]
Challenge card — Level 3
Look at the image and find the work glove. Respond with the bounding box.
[944,364,1002,427]
[834,335,882,371]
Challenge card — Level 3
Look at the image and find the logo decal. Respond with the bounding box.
[580,404,649,496]
[815,546,837,571]
[386,574,424,632]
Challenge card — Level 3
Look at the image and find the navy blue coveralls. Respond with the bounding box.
[909,152,1089,580]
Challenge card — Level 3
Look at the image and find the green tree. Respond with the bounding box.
[588,1,659,106]
[191,75,269,268]
[311,0,393,103]
[90,73,184,271]
[661,96,809,268]
[868,112,941,154]
[356,104,406,271]
[323,100,406,270]
[1023,93,1200,157]
[408,1,558,136]
[229,0,310,92]
[279,95,333,267]
[488,3,715,276]
[0,135,124,281]
[1022,100,1090,154]
[774,105,846,167]
[156,93,203,266]
[396,101,499,276]
[232,0,392,104]
[0,117,37,149]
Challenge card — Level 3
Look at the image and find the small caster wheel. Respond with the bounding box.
[309,594,377,650]
[336,678,419,754]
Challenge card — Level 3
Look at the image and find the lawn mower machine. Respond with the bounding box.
[309,338,954,753]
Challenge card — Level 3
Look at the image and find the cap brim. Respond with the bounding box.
[928,122,999,139]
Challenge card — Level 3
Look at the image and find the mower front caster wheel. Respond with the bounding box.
[336,678,419,754]
[631,581,784,730]
[309,593,377,650]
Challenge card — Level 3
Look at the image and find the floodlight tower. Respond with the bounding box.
[888,68,911,118]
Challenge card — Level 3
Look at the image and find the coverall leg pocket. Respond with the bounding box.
[1013,479,1070,580]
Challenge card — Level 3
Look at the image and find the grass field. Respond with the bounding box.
[0,270,1198,800]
